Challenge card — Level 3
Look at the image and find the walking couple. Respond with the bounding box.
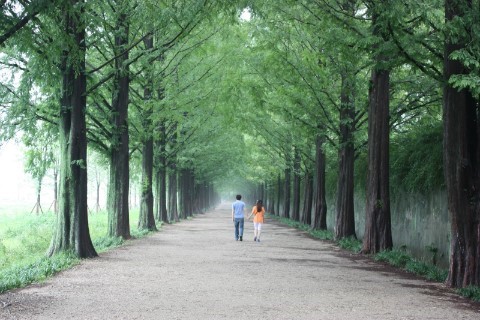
[232,194,265,242]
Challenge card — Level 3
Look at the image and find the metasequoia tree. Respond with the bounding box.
[361,0,393,254]
[443,0,480,288]
[137,32,157,232]
[49,0,97,258]
[107,0,131,239]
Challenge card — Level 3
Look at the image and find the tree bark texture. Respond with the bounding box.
[335,74,356,240]
[268,180,276,215]
[284,151,292,219]
[179,169,188,219]
[302,172,313,226]
[276,173,281,216]
[313,134,327,230]
[444,0,480,288]
[362,63,392,254]
[138,34,156,231]
[53,168,58,213]
[139,135,156,231]
[292,147,301,221]
[155,120,168,223]
[108,12,130,239]
[49,0,97,258]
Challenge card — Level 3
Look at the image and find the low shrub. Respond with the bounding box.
[337,236,362,252]
[458,286,480,302]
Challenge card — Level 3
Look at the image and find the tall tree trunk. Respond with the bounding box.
[189,169,195,216]
[139,135,156,230]
[96,179,100,213]
[276,173,281,216]
[444,0,480,288]
[168,124,179,222]
[284,151,292,219]
[362,7,392,253]
[302,171,313,226]
[335,73,356,240]
[179,168,187,219]
[313,134,327,230]
[292,147,301,221]
[155,120,168,223]
[138,34,156,231]
[53,167,58,214]
[33,177,43,214]
[49,0,96,258]
[268,180,276,215]
[168,168,178,222]
[108,11,130,239]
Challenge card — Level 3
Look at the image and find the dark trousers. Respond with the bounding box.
[234,218,244,240]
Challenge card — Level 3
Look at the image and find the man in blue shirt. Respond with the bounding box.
[232,194,245,241]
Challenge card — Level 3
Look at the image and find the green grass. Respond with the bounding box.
[267,214,334,240]
[458,286,480,302]
[337,236,362,252]
[374,249,448,282]
[0,251,79,293]
[0,208,159,293]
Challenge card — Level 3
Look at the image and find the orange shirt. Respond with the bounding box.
[252,206,265,223]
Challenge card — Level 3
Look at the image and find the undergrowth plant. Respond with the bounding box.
[268,215,333,240]
[0,208,157,294]
[373,249,448,282]
[457,286,480,302]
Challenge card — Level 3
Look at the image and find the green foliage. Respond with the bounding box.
[374,249,447,282]
[309,229,334,241]
[458,286,480,302]
[337,236,362,253]
[268,214,334,240]
[390,121,444,194]
[0,251,79,294]
[92,236,124,252]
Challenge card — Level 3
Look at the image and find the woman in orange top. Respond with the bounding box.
[247,200,265,242]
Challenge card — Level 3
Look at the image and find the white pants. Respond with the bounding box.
[254,222,263,231]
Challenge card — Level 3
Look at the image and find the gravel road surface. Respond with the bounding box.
[1,203,479,319]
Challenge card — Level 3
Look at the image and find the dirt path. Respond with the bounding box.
[1,203,479,320]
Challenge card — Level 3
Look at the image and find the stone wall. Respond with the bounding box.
[326,190,450,268]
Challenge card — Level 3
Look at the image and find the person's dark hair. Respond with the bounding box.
[236,194,242,200]
[256,200,263,213]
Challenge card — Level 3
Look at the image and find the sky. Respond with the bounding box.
[0,141,116,215]
[240,8,252,21]
[0,141,40,211]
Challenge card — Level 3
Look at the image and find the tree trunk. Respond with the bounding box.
[268,180,276,215]
[168,168,178,222]
[96,179,100,212]
[168,124,179,222]
[444,0,480,288]
[302,171,313,226]
[49,0,97,258]
[155,120,168,223]
[188,169,195,216]
[284,151,292,219]
[362,9,392,253]
[276,173,281,216]
[139,135,156,231]
[313,134,327,230]
[292,147,301,221]
[138,34,156,232]
[107,11,130,239]
[33,177,43,214]
[335,73,356,240]
[53,167,58,214]
[179,168,187,219]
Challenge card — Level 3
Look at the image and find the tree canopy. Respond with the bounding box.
[1,0,479,289]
